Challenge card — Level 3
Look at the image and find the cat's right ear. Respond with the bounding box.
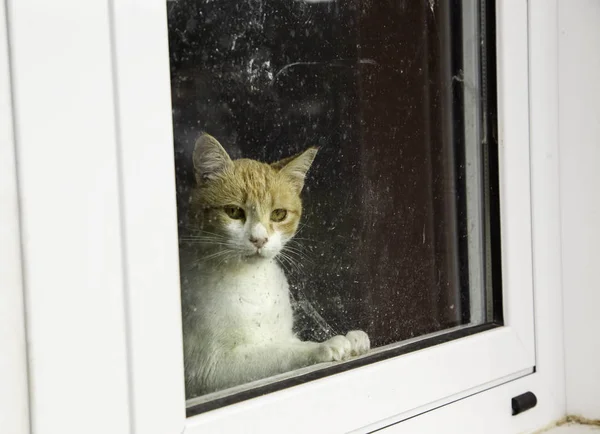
[272,147,318,193]
[193,134,233,184]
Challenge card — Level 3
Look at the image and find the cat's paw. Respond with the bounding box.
[315,335,352,362]
[345,330,370,356]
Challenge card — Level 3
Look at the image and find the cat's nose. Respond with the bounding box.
[249,236,268,248]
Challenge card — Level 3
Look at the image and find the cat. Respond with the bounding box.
[180,133,370,398]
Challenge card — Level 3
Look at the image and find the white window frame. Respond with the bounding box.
[4,0,566,433]
[113,1,535,431]
[0,2,29,432]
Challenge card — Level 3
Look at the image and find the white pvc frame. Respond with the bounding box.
[7,1,132,433]
[113,0,535,432]
[5,0,566,433]
[0,1,29,432]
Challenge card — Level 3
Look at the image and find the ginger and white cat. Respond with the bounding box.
[180,134,370,398]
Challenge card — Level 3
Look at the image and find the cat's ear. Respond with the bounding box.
[272,147,318,193]
[193,134,233,184]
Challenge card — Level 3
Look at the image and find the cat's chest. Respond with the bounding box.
[232,289,288,328]
[197,261,292,327]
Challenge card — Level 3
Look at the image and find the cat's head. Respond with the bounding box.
[188,134,317,262]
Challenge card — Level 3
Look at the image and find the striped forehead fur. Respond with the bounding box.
[190,134,317,236]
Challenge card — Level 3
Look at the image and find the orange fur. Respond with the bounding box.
[190,134,317,241]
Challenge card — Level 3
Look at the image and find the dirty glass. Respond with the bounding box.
[167,0,500,412]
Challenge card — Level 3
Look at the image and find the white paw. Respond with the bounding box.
[317,335,352,362]
[345,330,370,356]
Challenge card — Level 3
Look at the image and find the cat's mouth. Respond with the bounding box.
[245,248,271,259]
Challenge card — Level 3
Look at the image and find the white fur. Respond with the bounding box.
[180,239,370,397]
[250,222,268,241]
[224,213,287,259]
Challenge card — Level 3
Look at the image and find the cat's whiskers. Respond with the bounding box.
[198,248,237,265]
[275,253,293,274]
[215,251,238,269]
[276,251,303,274]
[275,256,291,275]
[180,238,230,245]
[193,229,229,238]
[181,233,229,242]
[281,244,314,266]
[181,228,230,240]
[284,239,312,251]
[180,230,234,253]
[287,236,321,243]
[293,223,312,238]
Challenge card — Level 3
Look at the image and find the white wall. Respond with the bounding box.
[559,0,600,420]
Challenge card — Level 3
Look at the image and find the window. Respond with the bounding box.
[167,0,506,414]
[8,0,547,432]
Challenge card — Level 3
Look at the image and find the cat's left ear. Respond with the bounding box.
[193,133,233,184]
[272,147,318,193]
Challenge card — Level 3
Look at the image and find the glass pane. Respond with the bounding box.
[167,0,500,412]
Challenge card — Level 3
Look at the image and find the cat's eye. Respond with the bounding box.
[223,205,245,220]
[270,209,287,222]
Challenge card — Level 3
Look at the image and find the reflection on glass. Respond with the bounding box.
[167,0,496,408]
